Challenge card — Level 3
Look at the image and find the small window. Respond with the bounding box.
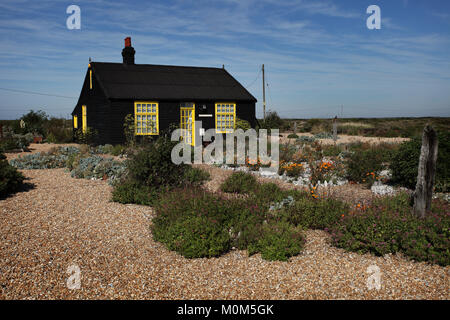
[73,115,78,129]
[215,103,236,133]
[89,70,92,89]
[135,101,159,135]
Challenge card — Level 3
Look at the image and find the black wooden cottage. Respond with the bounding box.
[71,37,257,145]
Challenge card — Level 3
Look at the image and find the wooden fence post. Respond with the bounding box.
[332,116,338,144]
[413,125,438,218]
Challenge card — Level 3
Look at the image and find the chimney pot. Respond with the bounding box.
[124,37,131,47]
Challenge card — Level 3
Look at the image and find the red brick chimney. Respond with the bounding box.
[124,37,131,47]
[122,37,135,65]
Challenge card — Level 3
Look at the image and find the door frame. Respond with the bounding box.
[180,103,195,146]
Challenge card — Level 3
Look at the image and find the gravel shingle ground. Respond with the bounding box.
[0,166,448,299]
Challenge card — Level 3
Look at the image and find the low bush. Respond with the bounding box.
[329,193,450,266]
[0,127,33,151]
[279,143,298,162]
[10,146,80,169]
[345,148,386,184]
[287,133,299,139]
[280,195,349,230]
[111,181,161,206]
[151,187,304,261]
[248,220,305,261]
[151,189,232,258]
[220,171,258,194]
[70,156,126,183]
[278,162,304,178]
[0,152,25,197]
[235,118,251,131]
[183,167,210,187]
[126,137,187,188]
[93,144,126,156]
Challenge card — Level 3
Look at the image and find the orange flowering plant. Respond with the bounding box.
[245,156,271,171]
[278,161,304,178]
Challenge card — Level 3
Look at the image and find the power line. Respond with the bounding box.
[0,87,77,99]
[244,68,262,89]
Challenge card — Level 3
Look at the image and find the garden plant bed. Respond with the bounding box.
[0,146,448,299]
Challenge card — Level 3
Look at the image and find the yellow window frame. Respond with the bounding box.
[82,105,87,133]
[73,115,78,129]
[134,101,159,135]
[215,102,236,133]
[180,104,195,146]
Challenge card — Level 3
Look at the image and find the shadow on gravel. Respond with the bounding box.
[0,179,36,200]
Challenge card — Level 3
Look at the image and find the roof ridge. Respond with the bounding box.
[91,61,223,70]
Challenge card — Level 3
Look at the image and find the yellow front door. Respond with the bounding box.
[180,104,195,146]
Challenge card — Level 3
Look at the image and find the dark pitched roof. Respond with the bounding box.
[90,62,257,102]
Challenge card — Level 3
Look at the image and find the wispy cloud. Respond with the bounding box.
[0,0,449,119]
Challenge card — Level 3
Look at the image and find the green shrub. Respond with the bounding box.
[235,117,251,131]
[19,110,48,136]
[111,181,161,206]
[183,167,210,187]
[151,188,232,258]
[322,145,343,157]
[281,195,349,230]
[111,144,125,156]
[45,117,73,143]
[287,133,299,139]
[0,152,25,197]
[151,187,305,261]
[329,193,450,266]
[220,171,258,194]
[248,221,305,261]
[74,127,98,145]
[0,130,33,151]
[259,111,284,130]
[345,148,386,184]
[390,131,450,192]
[253,182,293,203]
[159,215,230,258]
[127,136,187,188]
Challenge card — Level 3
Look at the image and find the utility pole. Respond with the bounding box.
[262,64,266,120]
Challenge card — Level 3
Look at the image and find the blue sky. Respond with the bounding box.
[0,0,449,119]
